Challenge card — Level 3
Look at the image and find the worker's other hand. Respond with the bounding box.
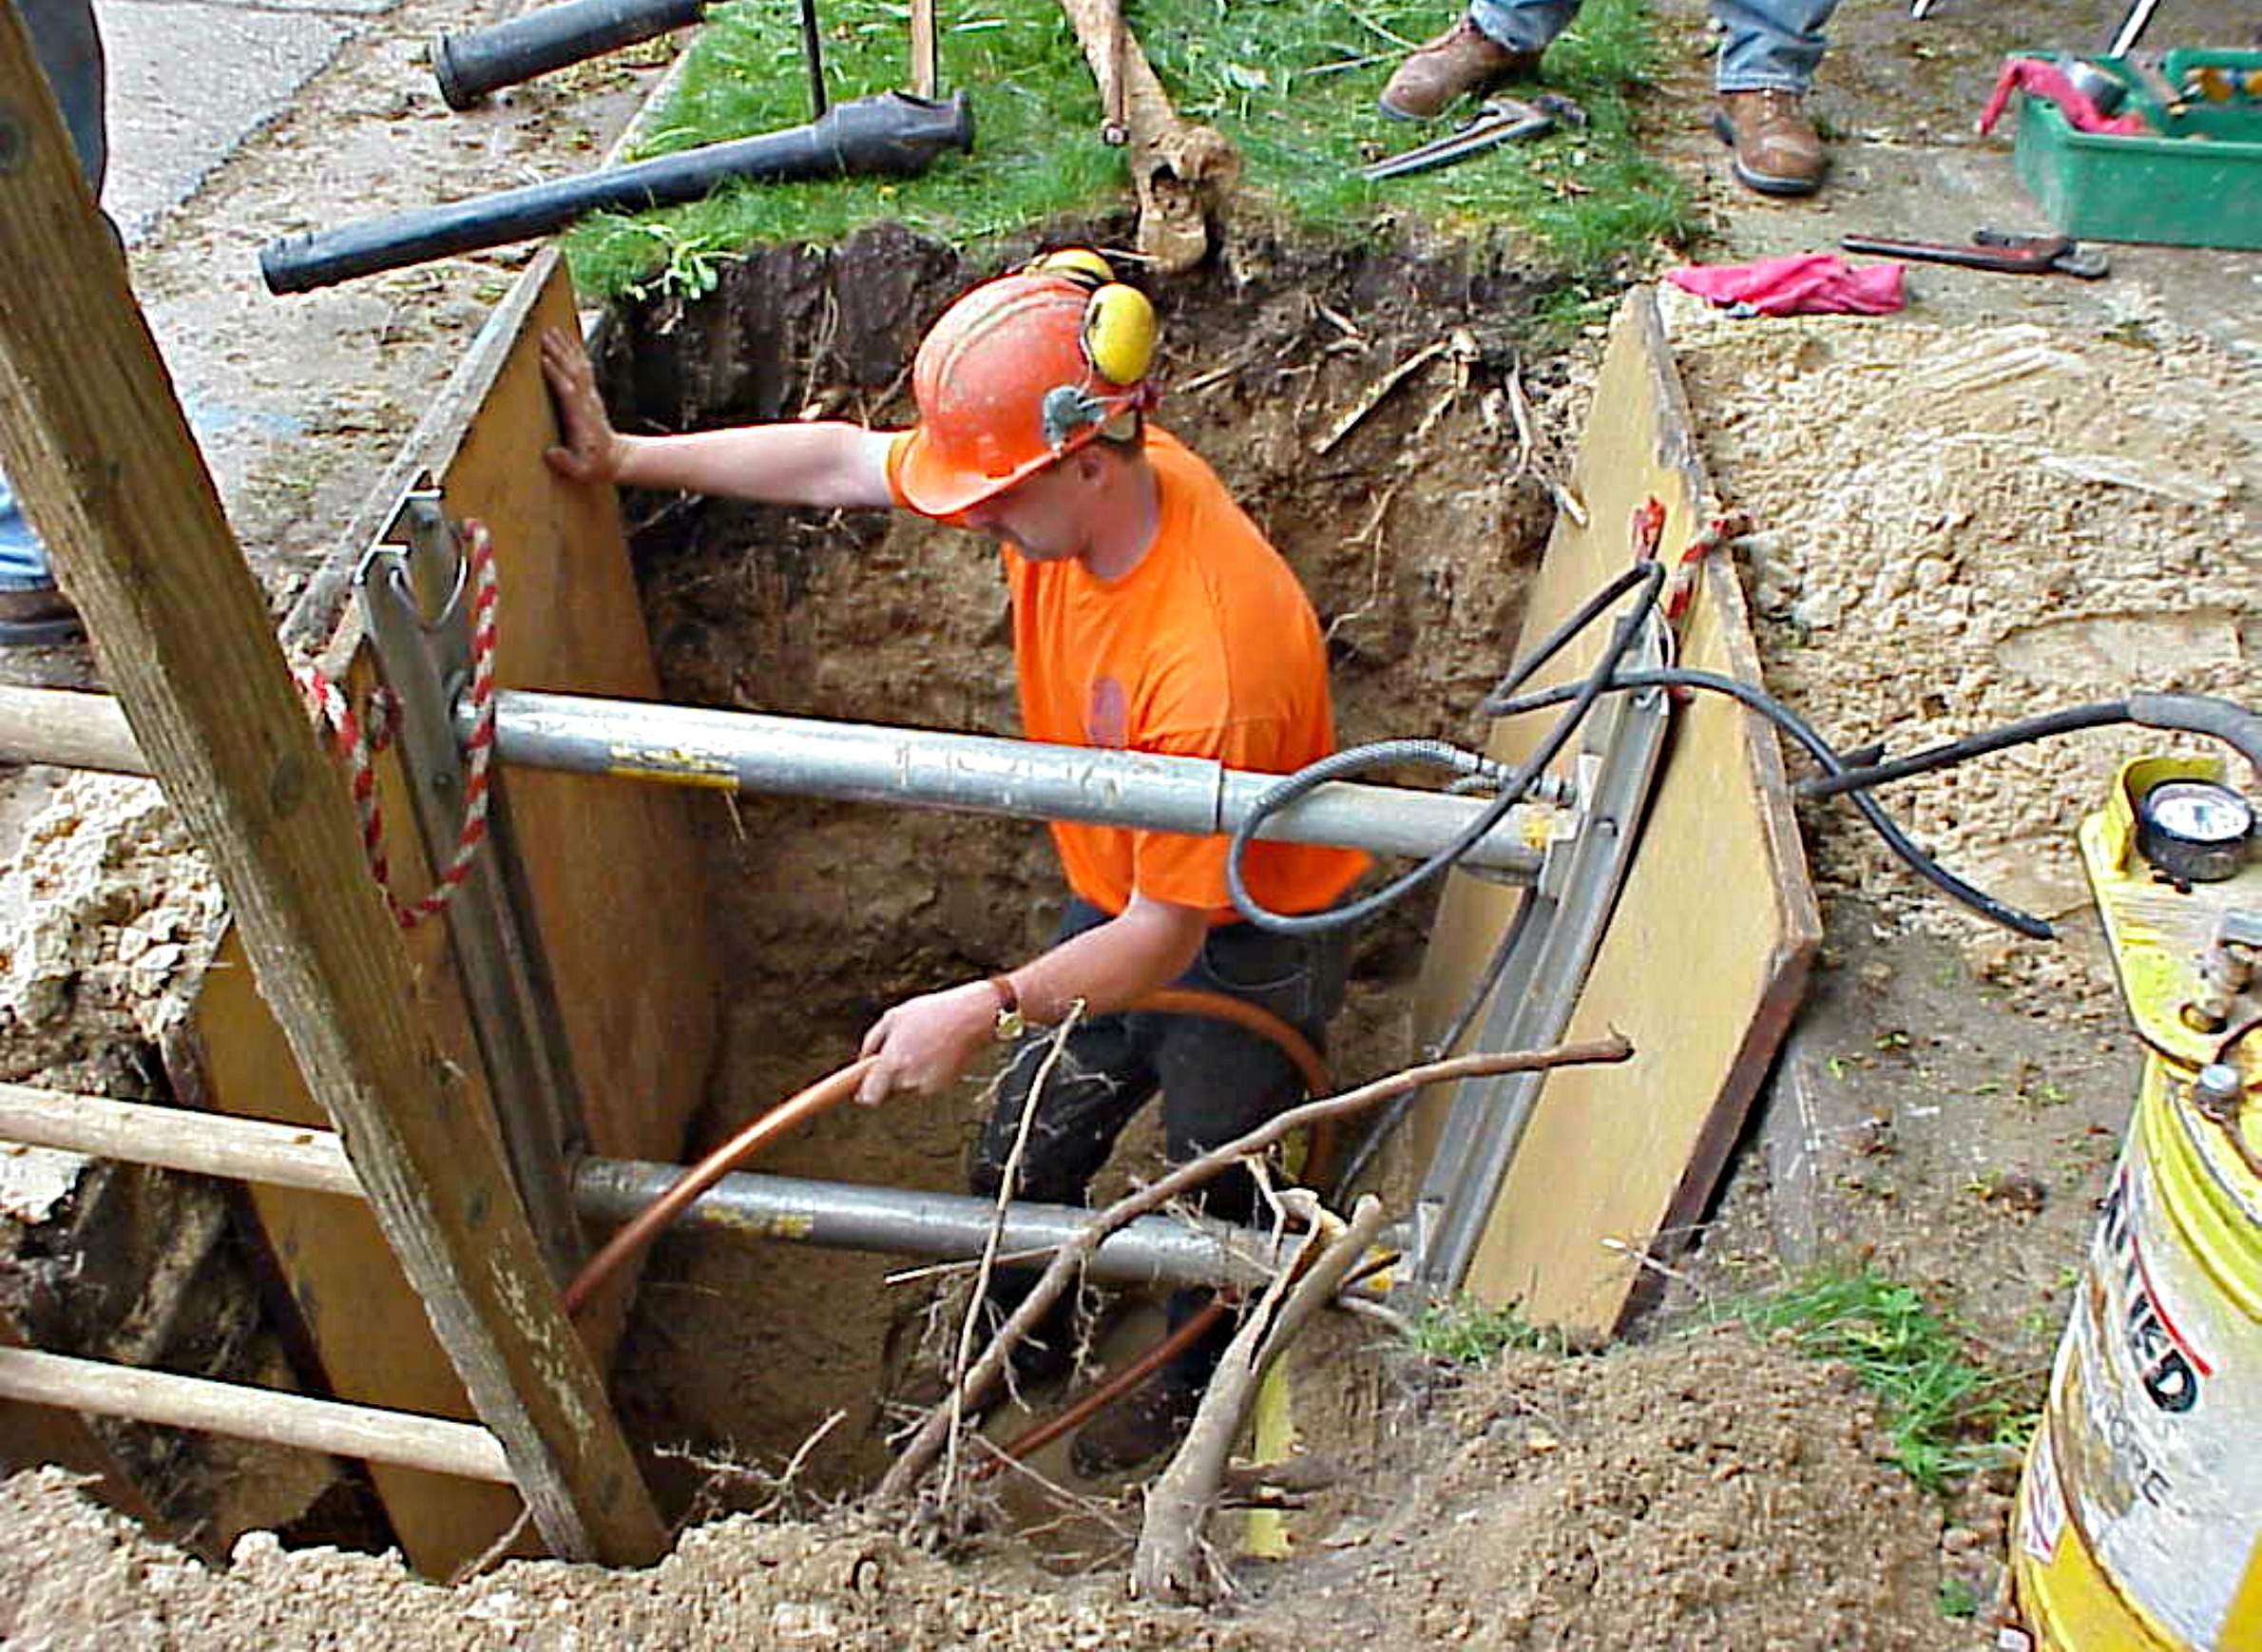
[540,326,627,485]
[855,981,999,1105]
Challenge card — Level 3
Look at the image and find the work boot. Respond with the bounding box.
[1712,90,1827,198]
[0,577,83,647]
[1379,17,1542,123]
[1070,1373,1202,1478]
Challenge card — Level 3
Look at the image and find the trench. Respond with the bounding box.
[584,223,1565,1519]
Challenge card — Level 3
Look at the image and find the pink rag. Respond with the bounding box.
[1977,58,2150,137]
[1664,254,1905,317]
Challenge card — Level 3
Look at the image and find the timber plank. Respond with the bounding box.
[1412,288,1819,1337]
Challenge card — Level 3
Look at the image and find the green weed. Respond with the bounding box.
[564,0,1690,299]
[1937,1577,1981,1619]
[1734,1267,2041,1494]
[1411,1296,1568,1366]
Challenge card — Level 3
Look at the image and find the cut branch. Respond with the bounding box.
[1131,1193,1388,1603]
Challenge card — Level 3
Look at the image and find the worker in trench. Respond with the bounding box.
[541,251,1366,1474]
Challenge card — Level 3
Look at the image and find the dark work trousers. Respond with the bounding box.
[968,896,1351,1393]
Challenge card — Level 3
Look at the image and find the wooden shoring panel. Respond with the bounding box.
[420,269,718,1173]
[166,259,715,1571]
[0,13,662,1566]
[170,931,527,1574]
[1410,288,1820,1338]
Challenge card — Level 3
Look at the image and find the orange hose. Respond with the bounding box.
[562,1056,875,1315]
[975,1297,1234,1479]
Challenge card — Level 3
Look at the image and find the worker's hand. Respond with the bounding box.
[855,981,1000,1105]
[540,326,628,485]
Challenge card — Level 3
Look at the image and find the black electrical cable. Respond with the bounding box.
[1226,561,1666,936]
[1488,666,2056,939]
[1799,702,2133,800]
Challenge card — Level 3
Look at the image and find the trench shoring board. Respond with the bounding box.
[170,258,717,1575]
[1410,287,1819,1337]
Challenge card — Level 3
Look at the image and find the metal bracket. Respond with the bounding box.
[357,489,591,1280]
[1401,606,1674,1299]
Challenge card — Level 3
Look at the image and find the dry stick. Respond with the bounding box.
[875,1033,1632,1506]
[1313,338,1448,457]
[940,1004,1085,1511]
[1506,368,1589,528]
[1132,1193,1389,1604]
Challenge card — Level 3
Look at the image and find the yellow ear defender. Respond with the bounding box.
[1023,249,1159,389]
[1081,282,1157,387]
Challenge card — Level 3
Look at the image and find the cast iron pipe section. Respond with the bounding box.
[476,689,1549,878]
[573,1160,1284,1290]
[261,91,974,294]
[431,0,707,110]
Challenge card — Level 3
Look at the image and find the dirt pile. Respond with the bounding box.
[1253,1325,1959,1651]
[0,1320,1968,1649]
[0,775,222,1096]
[1661,292,2260,998]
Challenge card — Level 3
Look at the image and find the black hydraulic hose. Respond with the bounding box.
[261,91,975,294]
[1798,702,2133,800]
[431,0,706,110]
[1804,696,2262,803]
[1226,561,1666,936]
[1478,563,1657,715]
[2129,691,2262,778]
[1487,666,2054,938]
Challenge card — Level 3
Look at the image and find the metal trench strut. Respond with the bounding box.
[1406,603,1674,1297]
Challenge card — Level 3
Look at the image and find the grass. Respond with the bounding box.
[564,0,1691,299]
[1410,1296,1570,1366]
[1733,1267,2041,1495]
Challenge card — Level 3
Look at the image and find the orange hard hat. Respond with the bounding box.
[894,261,1157,519]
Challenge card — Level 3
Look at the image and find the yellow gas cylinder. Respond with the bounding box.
[2009,756,2262,1651]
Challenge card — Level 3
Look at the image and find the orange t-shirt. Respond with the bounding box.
[888,426,1366,922]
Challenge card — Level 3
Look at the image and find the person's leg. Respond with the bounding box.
[966,901,1161,1386]
[1710,0,1836,196]
[2,0,107,646]
[1378,0,1577,122]
[1070,919,1350,1472]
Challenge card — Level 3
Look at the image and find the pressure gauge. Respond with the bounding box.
[2137,779,2254,884]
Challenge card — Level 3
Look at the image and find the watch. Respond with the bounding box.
[987,973,1026,1042]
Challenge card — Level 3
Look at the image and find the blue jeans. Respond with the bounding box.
[2,0,107,594]
[1466,0,1835,94]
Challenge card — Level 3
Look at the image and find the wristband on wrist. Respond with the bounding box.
[987,973,1026,1042]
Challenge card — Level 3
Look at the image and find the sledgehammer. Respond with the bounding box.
[259,91,974,295]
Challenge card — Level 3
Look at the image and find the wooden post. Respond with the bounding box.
[0,11,664,1566]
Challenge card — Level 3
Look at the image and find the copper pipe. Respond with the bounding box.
[562,1057,874,1314]
[975,1297,1232,1479]
[1135,987,1338,1180]
[565,989,1331,1316]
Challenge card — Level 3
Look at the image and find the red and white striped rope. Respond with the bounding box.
[293,518,500,931]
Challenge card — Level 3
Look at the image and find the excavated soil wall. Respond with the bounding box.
[588,223,1568,1508]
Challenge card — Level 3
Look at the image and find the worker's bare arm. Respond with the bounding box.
[853,893,1208,1105]
[539,326,895,509]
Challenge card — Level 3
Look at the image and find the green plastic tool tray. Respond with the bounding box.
[2012,49,2262,248]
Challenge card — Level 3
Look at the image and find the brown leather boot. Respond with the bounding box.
[1713,90,1827,197]
[1379,17,1542,122]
